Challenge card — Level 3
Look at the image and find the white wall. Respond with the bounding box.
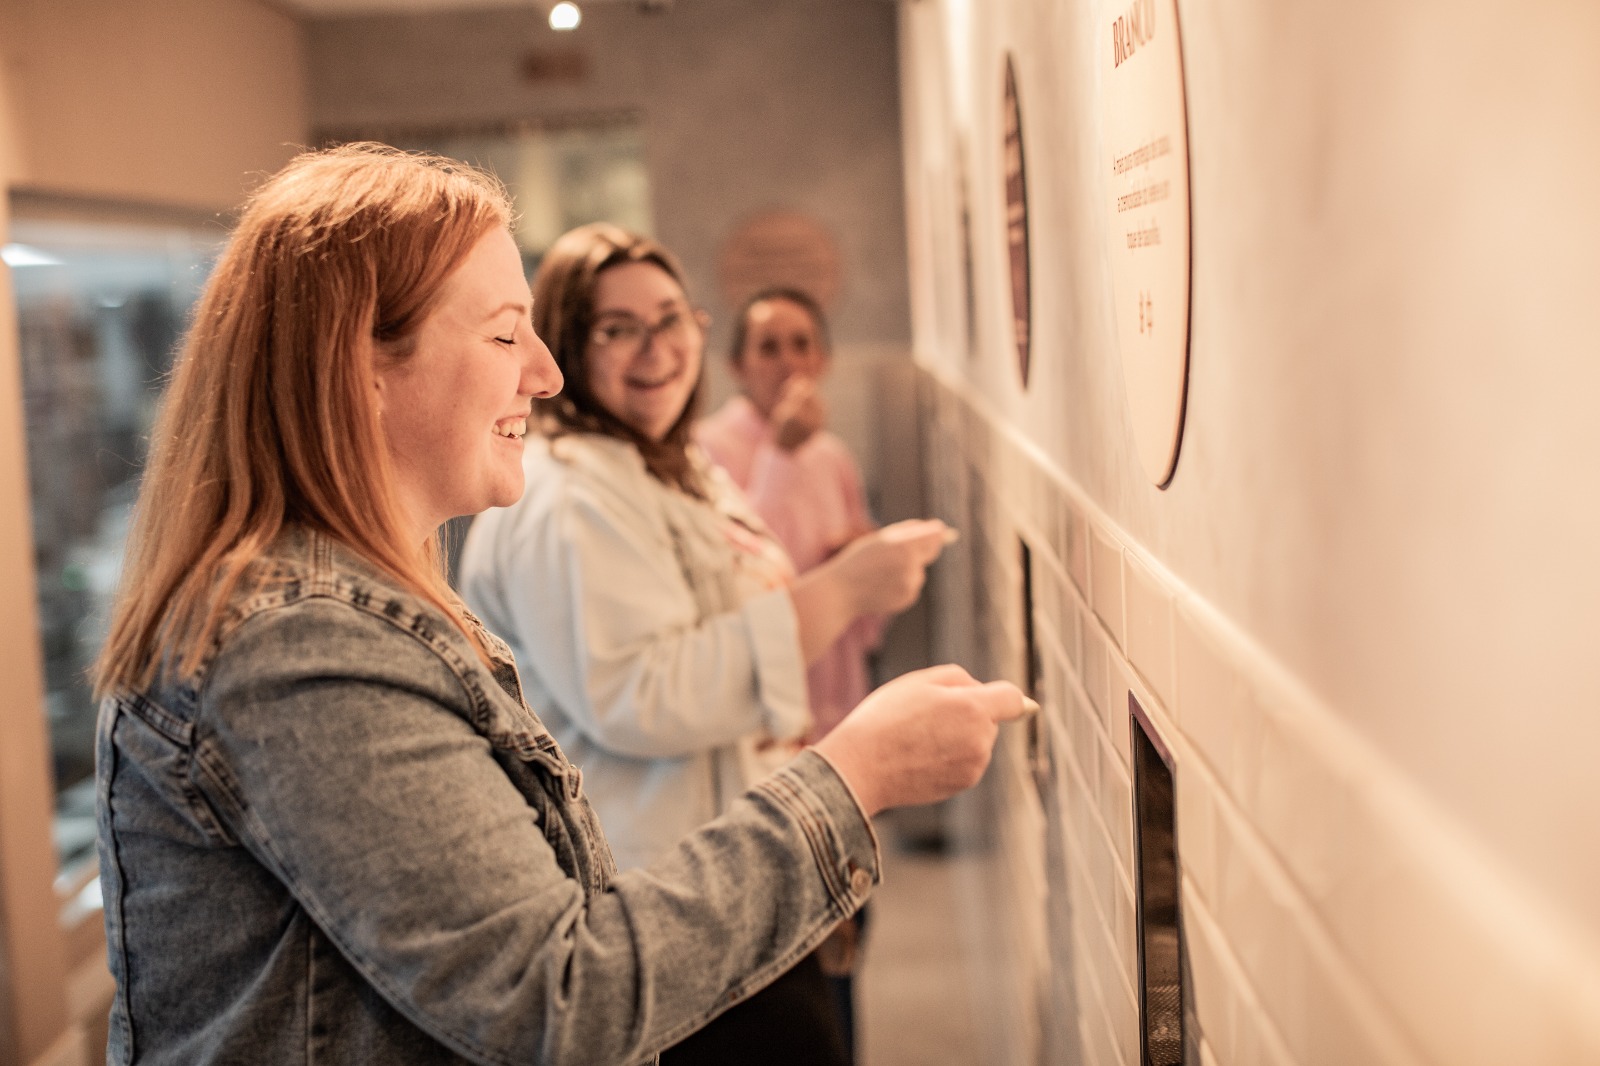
[901,0,1600,1063]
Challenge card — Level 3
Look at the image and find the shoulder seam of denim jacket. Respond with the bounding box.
[202,529,562,763]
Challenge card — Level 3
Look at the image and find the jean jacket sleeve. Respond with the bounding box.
[195,597,877,1066]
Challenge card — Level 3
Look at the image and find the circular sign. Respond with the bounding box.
[1101,0,1192,486]
[717,210,842,312]
[1002,54,1032,389]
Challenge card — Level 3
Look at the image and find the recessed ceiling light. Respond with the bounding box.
[549,1,580,30]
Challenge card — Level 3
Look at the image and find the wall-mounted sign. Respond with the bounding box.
[1101,0,1192,487]
[1002,54,1032,389]
[717,209,842,312]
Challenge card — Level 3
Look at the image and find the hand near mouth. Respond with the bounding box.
[772,375,825,452]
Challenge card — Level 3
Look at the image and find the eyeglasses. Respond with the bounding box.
[588,307,708,355]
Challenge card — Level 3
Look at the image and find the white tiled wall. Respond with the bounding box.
[916,370,1600,1066]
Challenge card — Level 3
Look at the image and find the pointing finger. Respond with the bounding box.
[976,681,1037,722]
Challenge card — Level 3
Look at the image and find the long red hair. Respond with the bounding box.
[96,144,511,695]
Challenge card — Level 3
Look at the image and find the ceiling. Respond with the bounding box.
[275,0,885,13]
[274,0,602,15]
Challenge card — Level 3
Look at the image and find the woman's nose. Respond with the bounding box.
[524,332,563,398]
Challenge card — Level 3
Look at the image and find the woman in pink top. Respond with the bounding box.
[698,288,886,741]
[697,289,888,1059]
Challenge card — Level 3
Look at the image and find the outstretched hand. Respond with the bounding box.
[829,519,954,618]
[812,665,1036,816]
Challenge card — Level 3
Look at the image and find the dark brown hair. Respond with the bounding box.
[531,222,705,494]
[729,286,832,365]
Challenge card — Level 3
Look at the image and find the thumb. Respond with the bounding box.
[878,518,950,549]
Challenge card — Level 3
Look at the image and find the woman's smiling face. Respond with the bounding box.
[583,261,704,442]
[374,227,562,541]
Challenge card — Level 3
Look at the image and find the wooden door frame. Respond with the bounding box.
[0,183,97,1066]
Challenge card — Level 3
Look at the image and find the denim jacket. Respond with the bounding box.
[96,527,879,1065]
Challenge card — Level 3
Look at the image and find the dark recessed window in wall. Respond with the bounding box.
[1019,538,1050,789]
[1131,694,1186,1065]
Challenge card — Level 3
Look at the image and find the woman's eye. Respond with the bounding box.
[495,335,516,345]
[598,323,641,345]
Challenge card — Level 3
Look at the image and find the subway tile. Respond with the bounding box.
[1063,591,1084,676]
[1104,653,1136,769]
[1182,888,1240,1065]
[1099,742,1135,877]
[1081,973,1120,1066]
[1039,477,1064,573]
[1319,795,1597,1066]
[1081,615,1110,726]
[1209,779,1423,1066]
[1065,691,1101,798]
[1088,830,1126,940]
[1111,875,1138,989]
[1042,688,1075,801]
[1102,961,1140,1066]
[1228,685,1267,822]
[1210,803,1304,1038]
[1122,553,1176,712]
[1063,824,1100,921]
[1089,526,1125,650]
[1249,700,1357,913]
[1075,990,1109,1066]
[1061,498,1090,598]
[1174,606,1243,785]
[1232,1009,1301,1066]
[1064,778,1102,884]
[1027,462,1049,546]
[1289,934,1419,1066]
[1176,764,1218,907]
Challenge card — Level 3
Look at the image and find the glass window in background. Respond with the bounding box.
[6,215,222,881]
[378,116,654,273]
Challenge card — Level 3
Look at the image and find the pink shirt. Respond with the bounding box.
[697,395,886,739]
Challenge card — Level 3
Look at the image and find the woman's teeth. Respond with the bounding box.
[493,419,527,439]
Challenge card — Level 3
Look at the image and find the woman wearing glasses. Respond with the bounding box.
[457,223,951,1065]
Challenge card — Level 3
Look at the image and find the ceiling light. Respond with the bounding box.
[549,2,580,30]
[1,243,64,268]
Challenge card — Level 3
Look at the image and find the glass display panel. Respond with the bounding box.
[378,118,653,273]
[8,216,221,877]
